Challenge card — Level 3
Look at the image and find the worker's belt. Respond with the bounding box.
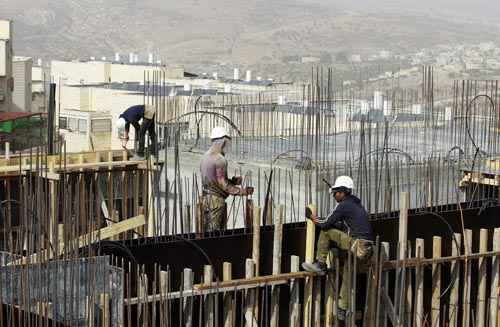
[202,190,226,199]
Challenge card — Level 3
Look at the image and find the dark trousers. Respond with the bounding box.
[137,118,157,156]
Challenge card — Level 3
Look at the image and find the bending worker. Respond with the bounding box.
[200,127,254,232]
[116,104,157,160]
[302,175,374,320]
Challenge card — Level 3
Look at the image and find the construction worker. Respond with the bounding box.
[302,175,374,320]
[116,104,157,160]
[200,127,254,232]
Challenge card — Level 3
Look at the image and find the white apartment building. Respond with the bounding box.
[51,60,185,85]
[12,56,32,112]
[0,20,13,112]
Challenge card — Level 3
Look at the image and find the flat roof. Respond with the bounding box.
[0,112,45,123]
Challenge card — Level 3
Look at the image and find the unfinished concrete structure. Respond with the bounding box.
[1,66,500,326]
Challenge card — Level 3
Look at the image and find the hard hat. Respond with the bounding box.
[116,117,127,130]
[330,176,354,192]
[210,126,231,140]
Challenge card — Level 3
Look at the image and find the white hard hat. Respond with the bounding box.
[330,176,354,192]
[211,126,231,140]
[116,117,127,130]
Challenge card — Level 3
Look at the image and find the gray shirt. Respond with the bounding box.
[200,149,241,198]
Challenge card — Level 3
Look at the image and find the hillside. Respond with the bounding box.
[2,0,500,76]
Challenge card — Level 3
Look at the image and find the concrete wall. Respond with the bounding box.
[12,57,32,112]
[110,63,163,83]
[51,60,111,84]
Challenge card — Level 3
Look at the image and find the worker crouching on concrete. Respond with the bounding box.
[116,104,157,160]
[200,127,254,232]
[302,175,374,320]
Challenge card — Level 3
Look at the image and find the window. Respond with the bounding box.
[68,118,78,131]
[59,117,68,129]
[78,119,87,134]
[91,119,111,133]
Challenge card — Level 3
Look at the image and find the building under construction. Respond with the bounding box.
[1,64,500,327]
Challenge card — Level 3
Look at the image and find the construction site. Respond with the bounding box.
[1,19,500,327]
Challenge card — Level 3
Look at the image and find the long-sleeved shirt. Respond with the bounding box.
[119,105,144,132]
[316,195,374,241]
[200,151,241,199]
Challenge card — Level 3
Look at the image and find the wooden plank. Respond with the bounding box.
[9,215,145,265]
[270,205,283,327]
[290,255,301,327]
[244,259,258,326]
[251,206,261,324]
[160,270,169,327]
[86,296,95,327]
[223,263,233,327]
[431,236,442,327]
[5,142,9,160]
[463,229,473,327]
[49,162,57,257]
[0,160,145,175]
[303,205,316,327]
[138,274,148,327]
[313,277,322,327]
[252,206,261,276]
[377,242,390,327]
[396,192,409,324]
[265,196,274,225]
[195,271,314,292]
[490,229,500,327]
[414,238,424,327]
[184,205,191,234]
[100,293,110,327]
[147,167,155,237]
[449,233,462,327]
[398,192,409,260]
[183,268,193,327]
[203,265,214,327]
[365,239,380,327]
[477,229,488,327]
[383,248,500,269]
[325,252,334,326]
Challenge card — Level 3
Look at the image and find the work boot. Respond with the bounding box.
[336,307,347,321]
[302,261,327,275]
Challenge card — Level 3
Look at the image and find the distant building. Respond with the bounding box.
[12,56,32,112]
[379,50,391,59]
[0,20,13,112]
[51,60,185,85]
[350,54,362,63]
[31,66,46,112]
[301,56,320,64]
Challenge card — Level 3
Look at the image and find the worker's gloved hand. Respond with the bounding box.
[305,206,313,219]
[241,187,254,196]
[305,205,319,224]
[231,176,243,185]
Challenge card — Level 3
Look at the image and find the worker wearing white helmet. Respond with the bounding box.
[200,127,254,231]
[302,175,373,320]
[116,104,157,160]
